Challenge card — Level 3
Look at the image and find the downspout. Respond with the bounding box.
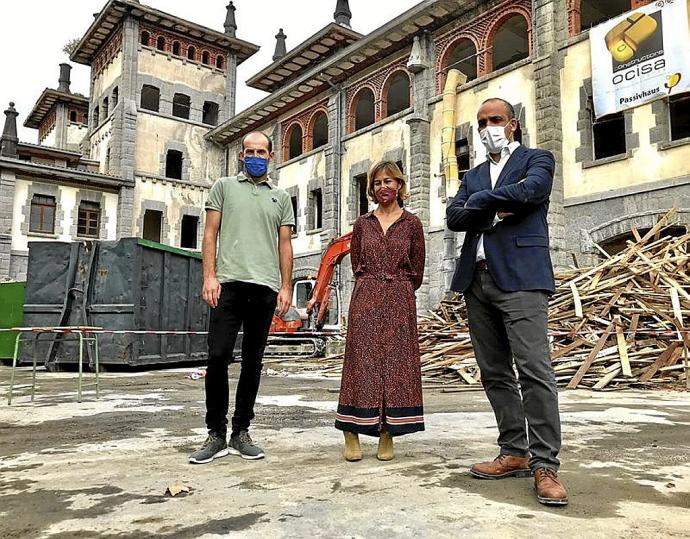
[318,73,345,324]
[441,69,467,294]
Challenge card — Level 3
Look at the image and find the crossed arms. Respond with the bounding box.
[446,150,555,232]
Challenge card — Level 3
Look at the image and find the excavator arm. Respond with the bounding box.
[306,232,351,330]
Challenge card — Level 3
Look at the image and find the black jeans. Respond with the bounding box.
[205,281,277,438]
[464,269,561,471]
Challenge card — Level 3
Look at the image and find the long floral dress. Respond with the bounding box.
[335,210,426,437]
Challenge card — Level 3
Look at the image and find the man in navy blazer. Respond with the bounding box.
[446,98,568,506]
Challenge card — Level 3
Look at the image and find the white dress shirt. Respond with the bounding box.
[476,141,521,262]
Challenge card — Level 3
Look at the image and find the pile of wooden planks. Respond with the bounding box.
[274,211,690,391]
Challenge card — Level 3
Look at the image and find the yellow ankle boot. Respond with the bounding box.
[343,431,362,461]
[377,431,394,461]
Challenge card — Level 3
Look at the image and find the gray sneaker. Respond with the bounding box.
[229,430,265,460]
[188,433,229,464]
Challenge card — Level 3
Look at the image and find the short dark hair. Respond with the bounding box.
[482,98,515,119]
[242,131,273,153]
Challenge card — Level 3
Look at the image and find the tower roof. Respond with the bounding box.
[210,0,465,146]
[70,0,259,66]
[23,90,89,130]
[247,23,362,93]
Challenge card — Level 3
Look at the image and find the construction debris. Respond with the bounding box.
[271,211,690,391]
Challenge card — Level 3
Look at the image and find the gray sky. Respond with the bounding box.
[0,0,420,142]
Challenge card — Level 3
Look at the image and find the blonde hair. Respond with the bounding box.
[367,160,409,203]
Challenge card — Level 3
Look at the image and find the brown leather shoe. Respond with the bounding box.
[534,467,569,506]
[470,454,532,479]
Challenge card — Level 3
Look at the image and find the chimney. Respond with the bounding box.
[58,63,72,93]
[1,102,19,158]
[224,2,237,37]
[334,0,352,28]
[273,29,287,61]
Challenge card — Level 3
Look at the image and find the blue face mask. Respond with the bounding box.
[244,156,269,178]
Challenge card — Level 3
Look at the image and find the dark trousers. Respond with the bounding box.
[205,281,277,438]
[465,269,561,470]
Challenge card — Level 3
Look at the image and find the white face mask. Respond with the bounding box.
[480,125,509,154]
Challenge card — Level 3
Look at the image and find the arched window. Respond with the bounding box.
[112,86,119,108]
[187,46,196,61]
[172,93,191,119]
[156,36,166,52]
[141,85,160,112]
[383,71,411,117]
[102,97,109,118]
[216,55,225,69]
[92,106,100,127]
[312,112,328,149]
[287,124,303,160]
[580,0,630,31]
[491,15,530,71]
[172,41,181,55]
[441,38,477,86]
[353,88,375,132]
[202,51,210,65]
[141,31,150,46]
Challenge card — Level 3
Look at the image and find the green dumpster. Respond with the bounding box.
[0,282,26,360]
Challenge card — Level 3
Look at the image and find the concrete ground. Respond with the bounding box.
[1,366,689,539]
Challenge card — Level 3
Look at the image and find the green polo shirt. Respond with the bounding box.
[205,173,294,292]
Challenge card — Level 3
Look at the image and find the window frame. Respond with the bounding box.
[29,194,56,234]
[77,200,101,239]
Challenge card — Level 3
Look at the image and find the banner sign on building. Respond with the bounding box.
[590,0,690,118]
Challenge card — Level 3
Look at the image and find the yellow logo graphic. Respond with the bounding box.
[665,72,682,93]
[605,12,658,62]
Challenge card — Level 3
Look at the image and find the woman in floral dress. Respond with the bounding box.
[336,161,426,461]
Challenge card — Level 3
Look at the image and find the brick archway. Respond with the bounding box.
[436,35,479,92]
[305,107,329,152]
[380,69,412,118]
[483,8,532,73]
[347,85,378,133]
[282,120,306,161]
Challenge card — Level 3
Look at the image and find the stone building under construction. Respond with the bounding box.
[1,0,689,320]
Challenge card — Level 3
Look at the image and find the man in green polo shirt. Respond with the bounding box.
[189,131,294,464]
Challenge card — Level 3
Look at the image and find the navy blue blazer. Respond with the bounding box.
[446,145,556,294]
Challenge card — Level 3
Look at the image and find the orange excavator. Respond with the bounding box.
[264,232,352,357]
